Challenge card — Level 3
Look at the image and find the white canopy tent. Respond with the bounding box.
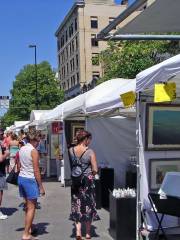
[11,121,30,131]
[29,110,52,126]
[39,78,136,122]
[39,78,136,187]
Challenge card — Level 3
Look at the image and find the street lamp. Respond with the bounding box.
[29,44,38,109]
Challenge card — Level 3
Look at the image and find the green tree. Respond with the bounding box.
[99,40,180,84]
[1,61,64,128]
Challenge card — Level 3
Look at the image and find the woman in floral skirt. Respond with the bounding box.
[69,130,100,240]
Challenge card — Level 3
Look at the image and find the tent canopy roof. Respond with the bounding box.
[30,110,52,122]
[136,54,180,92]
[97,0,180,40]
[40,78,136,122]
[115,0,180,34]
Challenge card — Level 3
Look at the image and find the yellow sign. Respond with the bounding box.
[154,82,176,103]
[120,91,136,108]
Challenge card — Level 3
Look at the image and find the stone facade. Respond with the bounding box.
[55,0,127,99]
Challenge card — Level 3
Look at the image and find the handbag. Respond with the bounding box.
[6,167,19,185]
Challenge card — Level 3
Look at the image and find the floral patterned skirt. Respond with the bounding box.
[69,174,100,223]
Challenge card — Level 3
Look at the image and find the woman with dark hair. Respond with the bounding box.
[17,132,45,240]
[69,130,100,240]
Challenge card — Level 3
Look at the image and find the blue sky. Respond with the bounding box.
[0,0,134,116]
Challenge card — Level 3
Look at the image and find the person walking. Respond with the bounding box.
[17,132,45,240]
[9,133,19,171]
[69,130,100,240]
[0,129,9,220]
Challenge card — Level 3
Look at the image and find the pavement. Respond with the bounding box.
[0,180,113,240]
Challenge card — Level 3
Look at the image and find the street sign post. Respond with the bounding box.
[0,96,10,109]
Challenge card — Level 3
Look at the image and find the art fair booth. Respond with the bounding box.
[39,78,137,239]
[136,54,180,239]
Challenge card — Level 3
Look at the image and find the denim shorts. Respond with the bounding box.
[18,176,40,200]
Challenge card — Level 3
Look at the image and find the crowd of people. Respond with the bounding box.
[0,128,99,240]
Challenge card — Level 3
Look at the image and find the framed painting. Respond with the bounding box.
[145,103,180,150]
[149,158,180,190]
[71,123,85,144]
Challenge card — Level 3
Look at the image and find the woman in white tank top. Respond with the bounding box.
[17,132,45,240]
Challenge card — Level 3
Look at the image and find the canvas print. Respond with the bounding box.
[149,158,180,190]
[146,104,180,150]
[71,123,85,144]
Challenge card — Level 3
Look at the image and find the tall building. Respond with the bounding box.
[55,0,127,99]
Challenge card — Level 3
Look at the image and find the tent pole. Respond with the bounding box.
[136,91,141,240]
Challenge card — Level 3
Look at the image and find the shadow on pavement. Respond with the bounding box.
[1,207,18,216]
[70,223,100,238]
[16,222,49,236]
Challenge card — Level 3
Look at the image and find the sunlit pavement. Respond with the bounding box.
[0,181,113,240]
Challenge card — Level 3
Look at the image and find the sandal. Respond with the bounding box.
[76,236,82,240]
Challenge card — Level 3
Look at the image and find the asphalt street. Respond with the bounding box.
[0,181,113,240]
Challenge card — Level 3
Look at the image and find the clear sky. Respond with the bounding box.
[0,0,134,116]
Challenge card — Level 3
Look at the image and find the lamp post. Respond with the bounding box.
[29,44,38,109]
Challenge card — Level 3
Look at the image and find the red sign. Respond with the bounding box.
[52,122,63,134]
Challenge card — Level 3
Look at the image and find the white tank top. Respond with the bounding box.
[19,143,35,179]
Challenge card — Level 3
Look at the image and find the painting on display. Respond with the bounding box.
[71,123,85,144]
[149,158,180,190]
[145,104,180,150]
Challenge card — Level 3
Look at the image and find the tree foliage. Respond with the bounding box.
[99,40,180,84]
[1,61,64,128]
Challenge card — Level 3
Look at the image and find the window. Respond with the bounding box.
[76,54,79,68]
[67,79,69,89]
[92,71,100,80]
[92,53,99,65]
[58,55,61,67]
[109,17,116,30]
[72,58,75,71]
[65,30,68,42]
[69,23,74,38]
[91,34,98,47]
[76,72,79,83]
[91,17,98,29]
[57,40,60,51]
[66,47,68,59]
[60,35,65,48]
[75,18,77,31]
[75,36,78,50]
[72,40,75,53]
[66,63,69,75]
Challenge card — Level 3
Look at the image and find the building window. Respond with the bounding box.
[72,40,75,53]
[69,23,74,38]
[61,35,65,48]
[92,71,100,80]
[72,58,75,71]
[76,72,79,83]
[65,30,68,42]
[66,63,69,75]
[75,18,77,31]
[75,35,78,50]
[91,34,98,47]
[92,53,99,65]
[76,54,79,68]
[57,40,60,51]
[67,79,69,89]
[58,55,61,68]
[109,17,116,29]
[66,47,68,59]
[91,17,98,29]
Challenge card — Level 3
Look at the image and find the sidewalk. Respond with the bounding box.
[0,181,113,240]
